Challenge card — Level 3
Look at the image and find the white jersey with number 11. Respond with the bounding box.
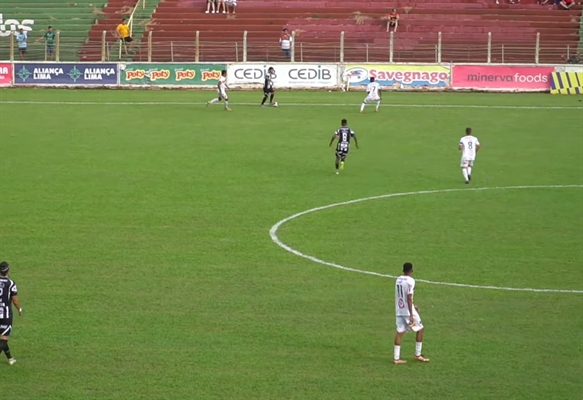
[395,275,415,316]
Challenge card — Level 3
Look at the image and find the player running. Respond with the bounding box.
[360,76,381,113]
[329,119,358,174]
[459,127,481,184]
[261,67,277,107]
[206,70,231,111]
[394,262,430,365]
[0,261,22,366]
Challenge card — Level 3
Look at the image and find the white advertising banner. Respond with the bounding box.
[227,63,338,88]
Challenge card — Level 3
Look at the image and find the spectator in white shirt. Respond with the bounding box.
[280,29,292,58]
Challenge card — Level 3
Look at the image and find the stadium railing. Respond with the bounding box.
[0,30,578,64]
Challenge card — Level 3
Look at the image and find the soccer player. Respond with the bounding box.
[0,262,22,366]
[329,119,358,174]
[207,70,231,111]
[360,76,381,113]
[261,67,277,107]
[394,262,429,365]
[459,127,481,184]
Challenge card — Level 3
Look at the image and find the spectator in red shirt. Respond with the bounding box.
[559,0,574,9]
[386,9,400,33]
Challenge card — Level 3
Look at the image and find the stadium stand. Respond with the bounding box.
[0,0,98,61]
[136,0,581,64]
[79,0,162,61]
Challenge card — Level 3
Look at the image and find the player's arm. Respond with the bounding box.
[458,142,463,151]
[407,293,414,322]
[35,33,45,43]
[476,142,481,152]
[329,134,338,147]
[12,295,22,316]
[352,134,359,149]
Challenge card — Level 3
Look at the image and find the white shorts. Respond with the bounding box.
[460,157,475,167]
[396,310,423,333]
[364,95,380,103]
[217,90,228,100]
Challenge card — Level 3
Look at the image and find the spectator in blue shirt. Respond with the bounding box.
[16,28,27,60]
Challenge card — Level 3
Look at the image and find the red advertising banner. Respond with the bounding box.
[452,65,554,91]
[0,63,13,86]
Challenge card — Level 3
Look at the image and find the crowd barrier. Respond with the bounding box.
[1,62,582,93]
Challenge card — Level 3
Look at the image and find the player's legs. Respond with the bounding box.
[261,91,269,106]
[269,92,275,105]
[412,311,429,362]
[1,325,15,364]
[360,97,368,113]
[335,154,341,174]
[467,159,474,180]
[376,99,381,112]
[393,317,408,364]
[461,158,469,183]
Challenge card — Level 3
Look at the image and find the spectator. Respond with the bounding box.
[15,28,27,60]
[559,0,574,8]
[116,18,134,54]
[386,9,399,33]
[280,28,292,58]
[205,0,216,13]
[226,0,237,14]
[567,53,580,64]
[217,0,227,13]
[36,26,56,61]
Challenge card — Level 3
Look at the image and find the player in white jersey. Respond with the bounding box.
[206,70,231,111]
[360,76,381,113]
[459,127,480,184]
[394,262,430,364]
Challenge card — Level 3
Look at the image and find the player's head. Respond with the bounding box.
[466,127,472,135]
[48,26,53,31]
[0,261,9,276]
[221,69,227,77]
[370,77,375,83]
[268,67,275,75]
[403,262,413,275]
[341,119,347,126]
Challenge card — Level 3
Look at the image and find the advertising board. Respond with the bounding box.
[13,63,118,85]
[452,65,554,91]
[0,63,13,85]
[227,64,338,87]
[344,64,450,88]
[120,63,224,85]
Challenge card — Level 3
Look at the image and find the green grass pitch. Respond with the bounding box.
[0,88,582,399]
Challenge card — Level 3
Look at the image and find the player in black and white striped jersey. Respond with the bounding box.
[0,261,22,366]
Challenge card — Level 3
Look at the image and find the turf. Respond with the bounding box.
[0,89,582,400]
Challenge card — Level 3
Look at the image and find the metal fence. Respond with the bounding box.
[1,30,579,64]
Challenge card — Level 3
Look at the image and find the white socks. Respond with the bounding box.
[360,103,366,112]
[467,167,472,176]
[224,101,229,108]
[209,98,219,104]
[462,168,469,181]
[415,342,422,357]
[394,345,401,360]
[376,100,380,110]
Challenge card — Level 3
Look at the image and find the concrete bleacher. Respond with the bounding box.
[138,0,581,63]
[79,0,162,61]
[0,0,101,61]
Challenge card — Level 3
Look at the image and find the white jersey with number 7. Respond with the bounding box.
[366,81,380,100]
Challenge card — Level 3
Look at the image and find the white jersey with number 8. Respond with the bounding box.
[460,135,480,159]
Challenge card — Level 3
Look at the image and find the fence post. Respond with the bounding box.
[487,32,491,64]
[147,30,152,62]
[567,45,570,60]
[535,32,540,64]
[235,42,239,62]
[300,42,303,62]
[56,31,61,61]
[101,30,107,61]
[501,44,505,64]
[340,31,345,63]
[365,43,369,63]
[171,41,174,62]
[291,30,296,62]
[437,31,442,63]
[195,31,200,62]
[243,30,247,62]
[10,33,14,62]
[389,31,394,63]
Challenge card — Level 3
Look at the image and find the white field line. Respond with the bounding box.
[269,185,583,294]
[0,100,581,110]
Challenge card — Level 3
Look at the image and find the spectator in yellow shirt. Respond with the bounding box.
[116,18,133,53]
